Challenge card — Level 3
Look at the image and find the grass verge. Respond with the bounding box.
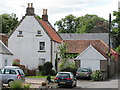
[25,76,55,79]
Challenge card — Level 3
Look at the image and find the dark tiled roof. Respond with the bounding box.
[60,33,112,45]
[39,20,62,43]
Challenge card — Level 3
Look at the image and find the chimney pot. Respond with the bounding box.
[26,3,34,15]
[42,9,48,21]
[31,3,33,8]
[28,3,30,7]
[43,9,47,15]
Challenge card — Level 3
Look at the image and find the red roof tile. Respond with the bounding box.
[39,20,62,43]
[63,40,118,61]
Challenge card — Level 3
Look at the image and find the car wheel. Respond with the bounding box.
[74,81,77,87]
[76,77,79,80]
[88,76,91,80]
[8,80,14,87]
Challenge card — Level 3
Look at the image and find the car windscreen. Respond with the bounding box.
[56,73,70,78]
[78,68,89,72]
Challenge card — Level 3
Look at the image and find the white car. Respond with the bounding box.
[0,66,25,86]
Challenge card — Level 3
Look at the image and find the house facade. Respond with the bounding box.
[8,3,62,69]
[0,40,13,68]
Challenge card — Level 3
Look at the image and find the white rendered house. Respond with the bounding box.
[8,3,62,69]
[0,40,13,68]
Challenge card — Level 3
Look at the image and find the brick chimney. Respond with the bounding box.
[26,3,34,15]
[42,9,48,21]
[0,33,8,46]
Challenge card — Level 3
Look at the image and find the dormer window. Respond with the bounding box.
[36,30,42,36]
[17,30,23,37]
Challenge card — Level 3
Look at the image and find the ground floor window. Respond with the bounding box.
[4,59,8,66]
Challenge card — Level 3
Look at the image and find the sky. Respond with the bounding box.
[0,0,119,26]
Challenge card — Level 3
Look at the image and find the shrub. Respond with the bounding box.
[91,70,103,81]
[38,62,56,76]
[10,80,23,88]
[12,61,20,66]
[23,83,30,88]
[60,62,77,75]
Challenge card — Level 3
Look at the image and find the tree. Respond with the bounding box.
[58,43,68,68]
[54,14,76,33]
[0,13,18,34]
[54,14,107,33]
[76,14,107,33]
[112,11,120,47]
[115,45,120,53]
[112,11,120,37]
[35,15,42,20]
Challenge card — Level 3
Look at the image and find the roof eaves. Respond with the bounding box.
[38,19,61,43]
[100,40,116,54]
[9,15,26,37]
[0,40,13,55]
[34,16,53,41]
[47,21,63,41]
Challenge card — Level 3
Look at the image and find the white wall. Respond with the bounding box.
[81,59,100,71]
[8,16,53,69]
[52,41,60,69]
[76,46,107,71]
[0,54,13,69]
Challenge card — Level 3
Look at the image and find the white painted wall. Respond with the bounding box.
[52,41,60,69]
[76,45,107,71]
[81,59,100,71]
[0,54,13,69]
[8,16,58,69]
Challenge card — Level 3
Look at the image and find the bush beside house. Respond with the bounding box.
[38,62,56,76]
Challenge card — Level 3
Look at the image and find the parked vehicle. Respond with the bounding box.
[0,66,25,86]
[76,68,92,79]
[54,72,76,87]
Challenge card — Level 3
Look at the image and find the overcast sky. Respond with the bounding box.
[0,0,119,26]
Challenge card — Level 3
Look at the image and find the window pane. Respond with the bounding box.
[4,59,7,66]
[3,69,10,74]
[39,42,45,50]
[19,30,22,35]
[10,70,16,74]
[37,30,41,34]
[17,70,24,75]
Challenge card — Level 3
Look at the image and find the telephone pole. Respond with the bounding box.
[108,13,111,78]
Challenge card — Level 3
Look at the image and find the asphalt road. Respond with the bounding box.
[25,75,119,89]
[2,74,119,89]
